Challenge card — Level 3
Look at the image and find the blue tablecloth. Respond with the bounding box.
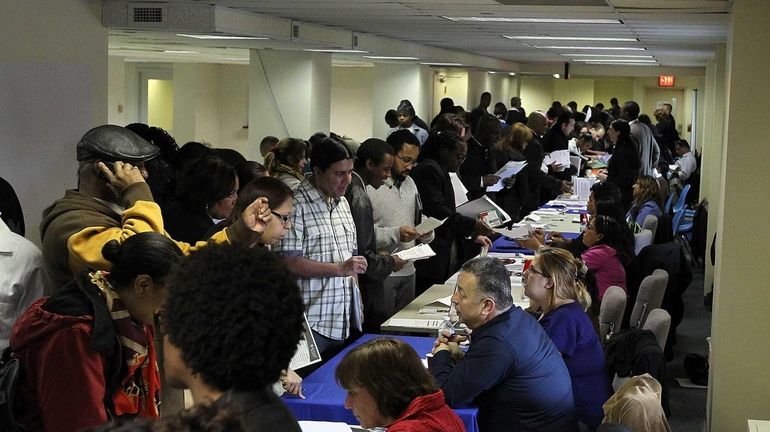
[284,334,479,432]
[490,231,580,254]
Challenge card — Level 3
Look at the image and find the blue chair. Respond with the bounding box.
[663,193,674,214]
[672,207,695,262]
[672,184,690,214]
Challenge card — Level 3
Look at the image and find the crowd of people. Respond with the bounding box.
[0,92,689,431]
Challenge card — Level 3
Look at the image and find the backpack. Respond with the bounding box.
[0,347,21,432]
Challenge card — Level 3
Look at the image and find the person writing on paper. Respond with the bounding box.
[336,338,465,432]
[410,131,493,295]
[345,138,404,333]
[272,137,367,356]
[522,248,611,429]
[429,257,577,432]
[161,244,304,431]
[368,130,435,319]
[491,123,530,222]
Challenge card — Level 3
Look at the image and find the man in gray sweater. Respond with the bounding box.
[367,130,435,318]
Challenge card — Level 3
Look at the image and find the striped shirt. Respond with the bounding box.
[272,178,357,340]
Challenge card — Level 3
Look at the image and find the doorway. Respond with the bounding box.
[139,68,174,132]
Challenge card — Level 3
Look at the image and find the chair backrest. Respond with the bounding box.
[599,286,627,344]
[642,308,672,351]
[672,184,691,213]
[663,193,674,214]
[671,207,684,236]
[629,269,669,329]
[634,229,653,255]
[641,214,659,241]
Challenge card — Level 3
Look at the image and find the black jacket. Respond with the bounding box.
[215,388,302,432]
[522,137,563,215]
[459,136,497,201]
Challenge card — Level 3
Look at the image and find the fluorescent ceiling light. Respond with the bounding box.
[443,17,621,24]
[220,57,249,62]
[509,72,516,76]
[163,50,198,54]
[304,49,369,53]
[560,53,654,58]
[583,62,659,66]
[177,34,268,40]
[573,58,657,63]
[537,46,647,51]
[363,56,419,60]
[553,73,560,79]
[503,35,638,42]
[420,62,464,66]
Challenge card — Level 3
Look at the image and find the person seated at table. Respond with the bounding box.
[335,338,465,432]
[582,215,631,300]
[626,175,663,229]
[523,247,611,429]
[161,243,305,431]
[429,257,577,432]
[520,181,622,256]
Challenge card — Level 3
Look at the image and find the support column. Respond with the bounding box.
[466,70,488,111]
[173,63,221,148]
[248,49,331,160]
[707,1,770,430]
[702,43,726,296]
[371,63,431,140]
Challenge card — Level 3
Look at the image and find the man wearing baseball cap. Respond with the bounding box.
[40,125,271,289]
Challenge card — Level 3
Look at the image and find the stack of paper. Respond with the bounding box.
[394,244,436,261]
[571,176,598,200]
[419,295,452,314]
[544,150,571,171]
[494,224,533,240]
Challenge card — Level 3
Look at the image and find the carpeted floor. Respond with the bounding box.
[666,265,710,432]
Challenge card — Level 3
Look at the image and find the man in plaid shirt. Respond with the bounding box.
[272,137,367,356]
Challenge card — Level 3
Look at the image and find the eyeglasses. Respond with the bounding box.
[527,266,547,277]
[153,310,166,333]
[271,210,292,226]
[396,153,418,167]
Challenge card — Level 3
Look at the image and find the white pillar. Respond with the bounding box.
[248,49,332,159]
[707,1,770,430]
[371,63,431,140]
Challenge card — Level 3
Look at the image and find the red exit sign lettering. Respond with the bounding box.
[659,75,675,87]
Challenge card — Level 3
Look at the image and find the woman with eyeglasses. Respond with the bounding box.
[523,247,611,430]
[581,215,630,301]
[163,154,239,243]
[10,232,183,432]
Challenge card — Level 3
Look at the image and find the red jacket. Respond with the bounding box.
[11,297,115,432]
[387,390,466,432]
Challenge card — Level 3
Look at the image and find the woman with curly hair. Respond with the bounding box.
[523,247,610,430]
[336,338,465,432]
[264,138,308,189]
[161,244,305,431]
[626,175,663,228]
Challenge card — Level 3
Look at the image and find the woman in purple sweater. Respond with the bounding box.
[626,175,663,228]
[523,247,611,429]
[582,215,632,300]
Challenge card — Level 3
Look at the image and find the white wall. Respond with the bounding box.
[216,64,250,157]
[371,63,431,140]
[432,69,469,119]
[0,0,107,245]
[108,56,128,126]
[331,66,374,143]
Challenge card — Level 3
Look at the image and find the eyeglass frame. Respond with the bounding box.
[396,153,418,167]
[271,210,292,226]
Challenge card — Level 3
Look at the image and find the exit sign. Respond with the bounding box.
[659,75,675,87]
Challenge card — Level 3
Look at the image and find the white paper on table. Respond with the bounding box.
[494,224,533,240]
[450,172,468,206]
[299,421,355,432]
[570,155,582,173]
[532,208,560,215]
[544,150,571,171]
[419,295,452,313]
[394,243,436,261]
[415,217,446,235]
[487,160,528,192]
[524,213,542,222]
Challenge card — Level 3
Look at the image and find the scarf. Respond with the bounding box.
[89,271,161,419]
[273,163,304,182]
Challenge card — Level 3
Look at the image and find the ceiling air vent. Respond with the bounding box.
[128,4,168,28]
[292,22,301,41]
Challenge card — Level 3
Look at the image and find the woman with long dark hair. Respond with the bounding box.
[627,175,663,228]
[11,232,183,432]
[581,215,630,300]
